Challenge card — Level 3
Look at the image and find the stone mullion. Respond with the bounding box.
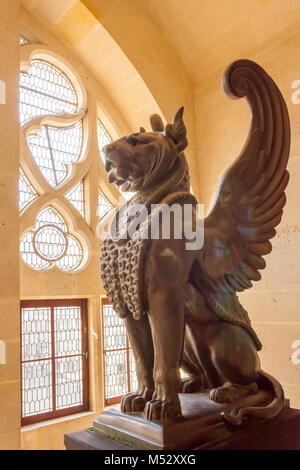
[84,93,100,234]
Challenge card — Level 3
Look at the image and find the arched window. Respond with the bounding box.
[19,53,88,272]
[19,48,129,275]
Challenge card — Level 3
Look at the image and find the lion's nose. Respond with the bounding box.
[105,143,115,154]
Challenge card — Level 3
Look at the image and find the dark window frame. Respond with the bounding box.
[20,298,89,425]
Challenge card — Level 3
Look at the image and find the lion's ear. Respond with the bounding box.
[165,106,188,152]
[149,113,164,132]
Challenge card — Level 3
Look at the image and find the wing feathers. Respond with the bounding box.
[248,241,272,256]
[201,60,290,296]
[245,253,266,270]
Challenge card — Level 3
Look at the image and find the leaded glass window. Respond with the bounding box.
[65,181,85,217]
[20,59,77,126]
[102,299,137,404]
[19,167,38,213]
[97,189,114,220]
[21,299,89,424]
[27,121,82,187]
[20,206,84,272]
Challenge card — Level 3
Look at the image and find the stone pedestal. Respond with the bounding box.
[64,406,300,450]
[92,391,274,450]
[64,390,300,450]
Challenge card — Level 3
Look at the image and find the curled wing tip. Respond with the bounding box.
[202,59,290,297]
[222,59,276,100]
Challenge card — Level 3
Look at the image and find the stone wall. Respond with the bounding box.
[0,0,21,450]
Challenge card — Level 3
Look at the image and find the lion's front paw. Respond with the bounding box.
[144,399,181,421]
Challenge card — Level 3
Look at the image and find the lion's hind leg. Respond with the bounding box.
[180,351,206,393]
[208,323,261,404]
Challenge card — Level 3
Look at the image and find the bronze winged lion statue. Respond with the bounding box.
[100,59,290,426]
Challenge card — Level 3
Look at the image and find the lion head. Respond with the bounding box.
[102,107,190,197]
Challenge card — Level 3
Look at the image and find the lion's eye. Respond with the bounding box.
[127,135,138,146]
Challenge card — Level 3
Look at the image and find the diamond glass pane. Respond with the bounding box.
[55,234,83,272]
[20,231,51,271]
[19,167,38,212]
[22,307,52,361]
[20,59,77,126]
[104,350,128,399]
[55,356,83,410]
[54,306,82,357]
[27,121,82,187]
[97,119,112,163]
[65,181,84,217]
[22,359,52,417]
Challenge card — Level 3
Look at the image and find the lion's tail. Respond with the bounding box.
[221,370,285,426]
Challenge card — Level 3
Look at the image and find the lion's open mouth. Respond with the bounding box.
[103,140,148,192]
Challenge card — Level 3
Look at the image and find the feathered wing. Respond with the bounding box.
[197,60,290,331]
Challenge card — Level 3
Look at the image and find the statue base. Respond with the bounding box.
[65,405,300,450]
[92,391,284,450]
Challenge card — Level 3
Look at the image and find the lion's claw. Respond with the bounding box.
[144,399,181,421]
[121,390,153,413]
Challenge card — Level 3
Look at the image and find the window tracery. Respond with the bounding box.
[20,206,83,272]
[27,121,82,187]
[19,46,122,273]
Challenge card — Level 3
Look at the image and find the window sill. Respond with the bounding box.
[21,411,98,431]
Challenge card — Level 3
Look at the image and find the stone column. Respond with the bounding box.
[0,0,20,450]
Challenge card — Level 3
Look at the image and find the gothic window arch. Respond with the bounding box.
[19,48,94,273]
[18,44,128,275]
